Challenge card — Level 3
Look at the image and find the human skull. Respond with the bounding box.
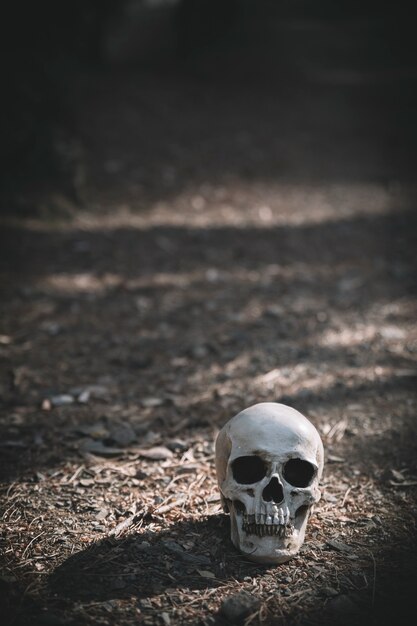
[215,402,324,563]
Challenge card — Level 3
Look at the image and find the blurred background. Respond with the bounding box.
[1,0,416,485]
[1,0,417,451]
[2,0,416,213]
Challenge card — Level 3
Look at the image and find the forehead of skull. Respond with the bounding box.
[227,402,321,462]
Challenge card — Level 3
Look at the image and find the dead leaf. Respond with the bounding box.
[389,481,417,487]
[135,446,173,460]
[390,469,405,482]
[327,540,354,553]
[197,569,216,579]
[337,516,353,523]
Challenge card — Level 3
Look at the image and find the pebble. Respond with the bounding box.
[379,326,405,340]
[76,423,110,439]
[109,424,137,446]
[49,394,74,407]
[71,384,109,400]
[79,439,124,456]
[166,438,188,452]
[162,540,211,565]
[219,592,260,624]
[128,356,152,369]
[161,613,171,626]
[77,390,91,404]
[110,577,126,590]
[323,586,339,597]
[327,594,360,619]
[141,397,164,408]
[191,344,209,359]
[96,507,109,520]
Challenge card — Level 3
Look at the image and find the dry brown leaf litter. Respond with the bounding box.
[2,414,417,625]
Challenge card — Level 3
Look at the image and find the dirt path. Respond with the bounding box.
[1,6,417,625]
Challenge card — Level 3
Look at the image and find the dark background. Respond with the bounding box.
[1,0,416,210]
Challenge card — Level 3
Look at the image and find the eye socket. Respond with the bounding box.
[283,459,315,487]
[232,455,267,484]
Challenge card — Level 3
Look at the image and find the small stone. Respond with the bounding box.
[323,493,338,503]
[50,394,74,407]
[79,439,124,456]
[379,326,405,340]
[141,397,164,408]
[96,508,109,520]
[219,592,260,624]
[71,384,110,400]
[109,424,137,446]
[191,344,208,359]
[76,423,110,439]
[191,195,205,211]
[161,612,171,626]
[162,540,210,565]
[110,577,126,590]
[77,390,91,404]
[265,305,284,318]
[128,356,152,369]
[323,587,339,597]
[166,438,188,452]
[40,321,62,336]
[92,520,106,528]
[79,478,94,487]
[327,594,360,619]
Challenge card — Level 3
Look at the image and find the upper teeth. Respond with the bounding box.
[242,521,293,538]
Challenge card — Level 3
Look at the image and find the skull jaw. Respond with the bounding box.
[230,510,309,564]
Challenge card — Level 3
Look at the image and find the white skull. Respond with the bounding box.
[215,402,324,563]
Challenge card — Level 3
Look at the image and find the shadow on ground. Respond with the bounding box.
[46,512,417,626]
[50,516,257,601]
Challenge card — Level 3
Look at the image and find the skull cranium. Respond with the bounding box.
[215,402,324,563]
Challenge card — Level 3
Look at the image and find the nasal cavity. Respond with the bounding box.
[262,477,284,504]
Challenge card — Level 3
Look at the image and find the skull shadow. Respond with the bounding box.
[49,514,275,602]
